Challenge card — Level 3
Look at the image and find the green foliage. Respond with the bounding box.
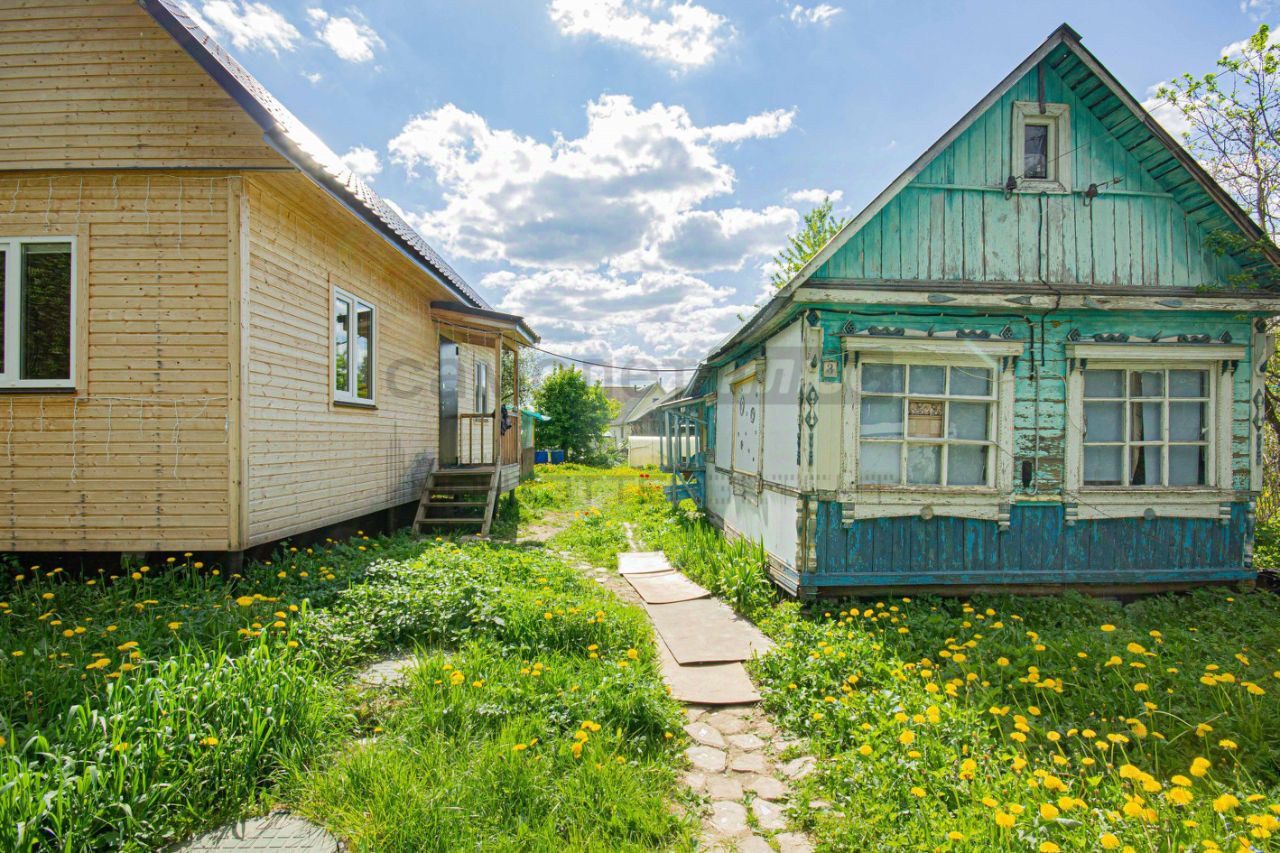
[770,197,848,289]
[1255,512,1280,569]
[532,367,616,463]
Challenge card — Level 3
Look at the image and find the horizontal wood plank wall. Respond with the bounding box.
[0,173,233,550]
[244,174,447,545]
[0,0,287,171]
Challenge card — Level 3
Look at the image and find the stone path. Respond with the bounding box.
[173,813,339,852]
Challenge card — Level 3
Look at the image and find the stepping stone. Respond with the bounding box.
[618,552,671,575]
[705,775,744,801]
[687,745,728,773]
[174,814,338,852]
[728,733,765,752]
[752,798,789,831]
[355,655,417,688]
[646,598,774,664]
[780,756,816,780]
[746,775,789,800]
[706,801,750,838]
[704,711,750,735]
[684,722,726,748]
[656,642,760,705]
[776,832,815,853]
[739,837,775,853]
[686,707,708,723]
[729,753,768,774]
[625,570,711,604]
[682,770,708,791]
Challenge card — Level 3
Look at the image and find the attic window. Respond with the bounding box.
[1011,101,1071,193]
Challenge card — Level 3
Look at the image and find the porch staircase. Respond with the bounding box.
[413,466,499,537]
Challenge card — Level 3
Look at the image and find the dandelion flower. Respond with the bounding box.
[1213,793,1239,813]
[1100,624,1116,632]
[1099,834,1121,851]
[910,786,926,798]
[899,730,915,746]
[1190,757,1212,777]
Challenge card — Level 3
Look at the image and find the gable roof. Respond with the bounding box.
[704,23,1277,365]
[139,0,488,310]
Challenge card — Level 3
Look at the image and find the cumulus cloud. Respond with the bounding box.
[181,0,300,53]
[789,187,842,204]
[788,4,842,26]
[308,8,385,62]
[339,145,383,181]
[389,95,797,272]
[1141,84,1193,140]
[548,0,731,70]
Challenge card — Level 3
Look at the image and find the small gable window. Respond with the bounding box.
[1011,101,1071,193]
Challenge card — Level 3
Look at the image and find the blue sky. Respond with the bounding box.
[184,0,1270,384]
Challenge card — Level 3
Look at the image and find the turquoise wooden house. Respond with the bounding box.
[660,24,1279,597]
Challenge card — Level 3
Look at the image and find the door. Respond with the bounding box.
[439,336,459,466]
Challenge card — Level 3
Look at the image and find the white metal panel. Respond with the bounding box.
[762,320,802,487]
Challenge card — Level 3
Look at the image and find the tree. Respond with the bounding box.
[1158,24,1280,517]
[502,348,542,409]
[531,366,615,463]
[769,197,849,288]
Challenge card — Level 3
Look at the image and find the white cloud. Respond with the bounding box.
[307,8,385,62]
[788,4,842,26]
[303,70,324,84]
[1141,84,1193,139]
[789,187,842,204]
[389,95,796,271]
[1240,0,1278,20]
[339,145,383,181]
[181,0,300,53]
[1221,25,1280,58]
[548,0,731,70]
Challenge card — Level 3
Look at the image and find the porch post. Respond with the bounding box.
[493,335,503,464]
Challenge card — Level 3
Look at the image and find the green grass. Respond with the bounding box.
[0,495,692,851]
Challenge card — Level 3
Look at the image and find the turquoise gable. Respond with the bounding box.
[814,58,1245,290]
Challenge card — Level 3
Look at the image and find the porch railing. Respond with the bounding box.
[457,412,495,465]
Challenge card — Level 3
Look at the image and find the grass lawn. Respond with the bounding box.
[565,482,1280,853]
[0,475,693,852]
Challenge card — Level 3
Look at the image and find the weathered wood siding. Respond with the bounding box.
[0,0,287,171]
[0,173,234,551]
[815,61,1243,290]
[244,174,445,545]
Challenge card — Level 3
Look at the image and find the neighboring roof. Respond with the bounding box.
[140,0,489,310]
[521,409,551,422]
[602,383,659,424]
[430,301,540,345]
[704,22,1279,366]
[623,386,680,425]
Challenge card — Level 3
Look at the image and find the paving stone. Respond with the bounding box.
[753,718,777,738]
[684,722,727,748]
[706,800,751,838]
[354,655,416,688]
[738,836,775,853]
[174,814,339,852]
[752,798,788,832]
[780,756,816,780]
[772,738,800,754]
[705,775,744,801]
[682,770,708,792]
[775,832,815,853]
[704,711,750,735]
[686,707,707,723]
[727,733,765,752]
[808,799,832,811]
[687,745,728,773]
[746,775,789,800]
[729,752,768,774]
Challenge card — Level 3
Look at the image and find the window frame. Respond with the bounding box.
[475,359,491,413]
[0,236,79,391]
[1011,101,1071,194]
[332,286,376,407]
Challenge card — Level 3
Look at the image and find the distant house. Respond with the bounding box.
[0,0,537,557]
[604,381,674,443]
[662,24,1279,597]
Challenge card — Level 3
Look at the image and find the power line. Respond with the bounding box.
[528,344,699,374]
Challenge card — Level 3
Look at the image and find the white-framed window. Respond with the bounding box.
[729,360,763,476]
[333,288,375,405]
[858,361,997,487]
[0,237,76,390]
[1011,101,1071,193]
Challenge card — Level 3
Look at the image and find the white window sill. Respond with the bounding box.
[1066,489,1238,522]
[839,488,1005,523]
[0,384,76,393]
[333,398,377,410]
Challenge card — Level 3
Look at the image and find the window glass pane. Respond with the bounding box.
[1083,369,1123,398]
[355,303,373,400]
[1169,445,1206,485]
[948,401,989,440]
[1169,402,1205,442]
[1084,402,1123,442]
[1169,370,1208,398]
[909,365,945,395]
[859,442,900,485]
[950,366,991,397]
[947,445,988,486]
[334,296,351,393]
[862,363,903,393]
[1084,446,1123,485]
[861,396,903,438]
[1024,123,1049,179]
[1130,402,1162,442]
[907,400,944,438]
[907,445,941,485]
[20,243,72,381]
[1129,445,1162,486]
[1130,370,1163,397]
[0,248,5,375]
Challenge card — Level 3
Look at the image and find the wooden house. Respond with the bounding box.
[0,0,537,558]
[661,25,1280,597]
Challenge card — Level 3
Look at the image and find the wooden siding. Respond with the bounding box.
[815,60,1244,290]
[0,0,287,171]
[0,173,233,550]
[244,174,452,546]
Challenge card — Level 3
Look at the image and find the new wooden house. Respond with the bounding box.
[662,25,1279,596]
[0,0,537,560]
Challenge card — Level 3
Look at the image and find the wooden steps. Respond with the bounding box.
[414,466,499,536]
